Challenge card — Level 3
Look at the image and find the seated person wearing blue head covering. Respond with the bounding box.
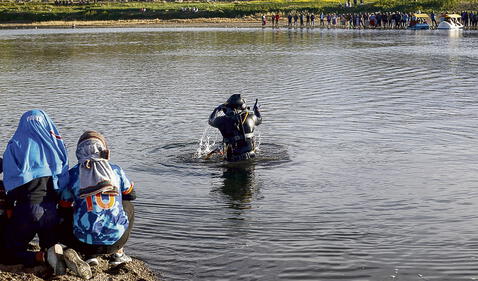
[2,110,69,274]
[59,131,136,274]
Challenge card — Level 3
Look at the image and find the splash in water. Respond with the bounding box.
[194,126,221,159]
[255,132,262,152]
[194,124,262,161]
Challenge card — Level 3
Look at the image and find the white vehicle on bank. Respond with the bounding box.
[437,14,464,30]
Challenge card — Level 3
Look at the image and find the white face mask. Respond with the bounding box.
[76,139,107,163]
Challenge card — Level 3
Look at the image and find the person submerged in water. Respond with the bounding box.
[208,94,262,162]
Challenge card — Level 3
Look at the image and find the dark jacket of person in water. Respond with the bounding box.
[209,94,262,162]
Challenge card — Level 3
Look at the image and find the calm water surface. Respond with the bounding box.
[1,27,478,281]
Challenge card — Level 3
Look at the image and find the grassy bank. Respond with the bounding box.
[0,0,476,23]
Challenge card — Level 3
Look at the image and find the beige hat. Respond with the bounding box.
[77,130,110,160]
[77,130,108,147]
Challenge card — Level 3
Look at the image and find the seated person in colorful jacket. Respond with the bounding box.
[59,131,136,277]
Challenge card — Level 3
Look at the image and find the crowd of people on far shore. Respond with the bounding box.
[261,11,478,29]
[54,0,90,6]
[181,7,199,13]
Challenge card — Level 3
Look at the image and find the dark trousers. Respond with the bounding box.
[61,201,134,257]
[2,201,59,266]
[0,215,6,264]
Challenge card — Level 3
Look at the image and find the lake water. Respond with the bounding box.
[1,27,478,281]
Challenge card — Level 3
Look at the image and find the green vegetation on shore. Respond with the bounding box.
[0,0,476,23]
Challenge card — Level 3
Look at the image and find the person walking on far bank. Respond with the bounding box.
[429,12,437,27]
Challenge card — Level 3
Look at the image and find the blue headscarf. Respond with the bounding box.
[2,110,69,192]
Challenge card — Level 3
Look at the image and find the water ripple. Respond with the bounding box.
[1,28,478,281]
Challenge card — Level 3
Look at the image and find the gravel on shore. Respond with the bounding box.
[0,248,160,281]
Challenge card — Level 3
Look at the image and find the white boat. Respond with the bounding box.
[437,14,464,30]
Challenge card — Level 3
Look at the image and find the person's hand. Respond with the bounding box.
[253,99,260,112]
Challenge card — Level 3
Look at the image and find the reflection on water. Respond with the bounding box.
[1,28,478,281]
[218,164,257,210]
[444,29,464,38]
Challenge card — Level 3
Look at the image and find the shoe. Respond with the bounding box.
[85,257,99,266]
[110,252,132,266]
[63,248,92,279]
[46,244,66,275]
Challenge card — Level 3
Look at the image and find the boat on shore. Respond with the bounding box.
[437,14,464,30]
[408,13,431,30]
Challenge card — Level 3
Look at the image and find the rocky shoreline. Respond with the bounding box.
[0,246,160,281]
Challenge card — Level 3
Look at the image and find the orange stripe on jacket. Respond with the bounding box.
[122,182,134,195]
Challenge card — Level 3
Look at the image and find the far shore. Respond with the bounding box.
[1,0,476,30]
[1,17,477,30]
[0,17,262,29]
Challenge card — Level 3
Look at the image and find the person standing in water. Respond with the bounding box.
[209,94,262,162]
